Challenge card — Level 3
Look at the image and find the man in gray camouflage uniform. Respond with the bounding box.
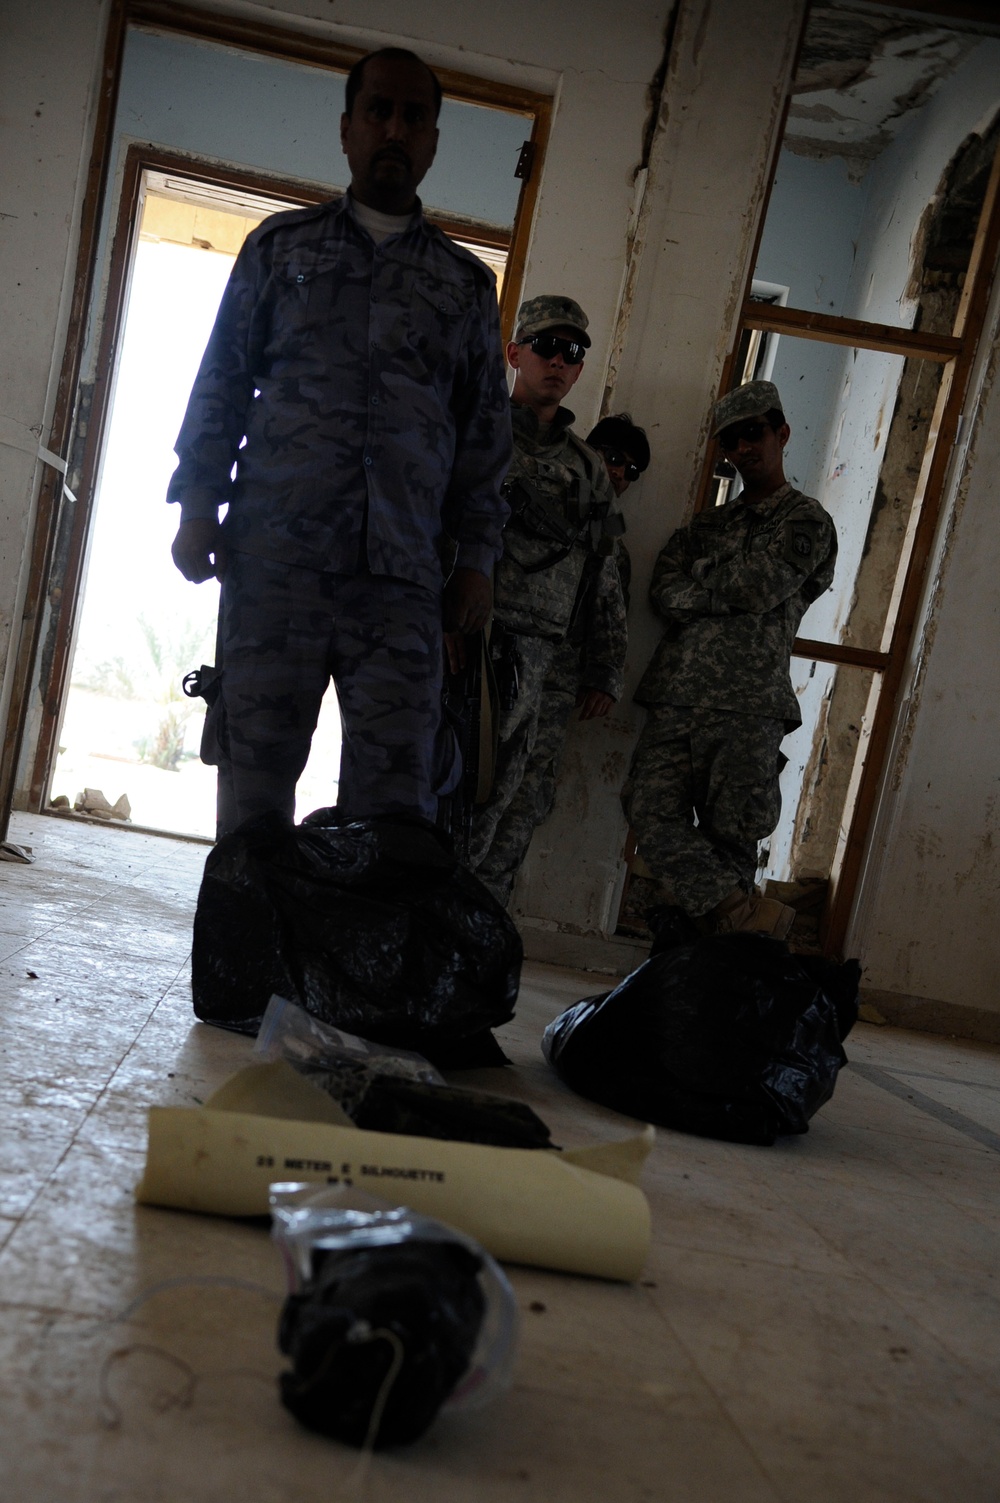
[622,380,837,937]
[168,49,511,835]
[468,295,627,900]
[474,414,650,905]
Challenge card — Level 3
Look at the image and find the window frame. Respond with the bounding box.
[688,1,1000,955]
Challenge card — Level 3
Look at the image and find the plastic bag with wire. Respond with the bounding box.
[271,1184,518,1449]
[191,810,522,1067]
[542,929,860,1146]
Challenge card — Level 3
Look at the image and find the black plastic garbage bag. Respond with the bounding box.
[350,1077,554,1149]
[191,810,522,1059]
[542,931,860,1146]
[278,1238,486,1448]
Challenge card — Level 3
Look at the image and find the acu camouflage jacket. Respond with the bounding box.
[493,403,628,699]
[166,193,512,592]
[635,482,837,728]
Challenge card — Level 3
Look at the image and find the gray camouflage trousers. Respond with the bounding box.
[208,550,455,836]
[621,705,785,917]
[467,633,556,896]
[470,636,579,904]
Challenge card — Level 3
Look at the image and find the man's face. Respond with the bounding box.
[340,56,439,211]
[507,326,585,410]
[717,416,790,494]
[598,447,640,498]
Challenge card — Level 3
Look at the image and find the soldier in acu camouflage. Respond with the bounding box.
[467,296,628,900]
[622,380,837,938]
[474,414,650,905]
[167,49,511,836]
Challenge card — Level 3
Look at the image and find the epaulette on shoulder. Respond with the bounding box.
[247,197,342,246]
[424,221,498,285]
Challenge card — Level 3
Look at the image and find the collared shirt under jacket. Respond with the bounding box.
[167,193,512,591]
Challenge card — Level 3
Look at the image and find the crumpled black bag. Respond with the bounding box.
[191,810,522,1060]
[542,931,860,1146]
[350,1077,554,1149]
[278,1238,485,1448]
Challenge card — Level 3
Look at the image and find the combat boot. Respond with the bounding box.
[708,886,795,940]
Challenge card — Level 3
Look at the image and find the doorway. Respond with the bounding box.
[689,0,1000,955]
[15,13,548,837]
[49,162,511,837]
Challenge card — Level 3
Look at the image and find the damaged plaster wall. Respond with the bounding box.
[856,271,1000,1017]
[1,0,673,919]
[512,0,807,940]
[0,0,113,792]
[846,39,1000,327]
[11,23,532,804]
[753,30,1000,886]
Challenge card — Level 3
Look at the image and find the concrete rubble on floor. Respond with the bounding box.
[1,812,998,1503]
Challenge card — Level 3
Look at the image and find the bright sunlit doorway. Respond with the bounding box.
[51,166,509,839]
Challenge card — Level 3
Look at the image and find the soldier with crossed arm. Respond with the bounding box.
[623,380,837,938]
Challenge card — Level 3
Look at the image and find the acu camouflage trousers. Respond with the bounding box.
[209,551,455,835]
[621,705,785,918]
[470,635,580,904]
[467,633,557,898]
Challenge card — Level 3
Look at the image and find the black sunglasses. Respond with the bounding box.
[598,447,641,483]
[520,334,586,365]
[718,418,771,452]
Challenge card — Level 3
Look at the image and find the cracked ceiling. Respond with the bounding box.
[785,2,1000,168]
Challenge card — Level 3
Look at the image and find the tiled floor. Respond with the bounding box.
[2,812,999,1502]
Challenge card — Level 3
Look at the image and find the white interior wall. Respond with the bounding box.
[845,38,1000,328]
[1,0,806,939]
[750,48,1000,892]
[854,261,1000,1015]
[6,0,1000,1016]
[113,28,529,230]
[3,0,671,816]
[512,0,807,933]
[12,24,534,808]
[0,0,113,767]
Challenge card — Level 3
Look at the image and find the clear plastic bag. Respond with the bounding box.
[270,1182,519,1447]
[254,994,444,1116]
[256,994,554,1150]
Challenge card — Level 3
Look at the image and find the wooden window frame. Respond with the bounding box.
[3,0,553,831]
[688,4,1000,957]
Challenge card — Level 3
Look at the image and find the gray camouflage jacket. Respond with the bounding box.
[635,482,836,727]
[493,403,627,697]
[166,193,512,591]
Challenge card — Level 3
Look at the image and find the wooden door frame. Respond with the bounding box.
[4,0,552,829]
[686,1,1000,957]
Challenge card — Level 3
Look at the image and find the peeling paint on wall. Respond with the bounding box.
[786,6,976,172]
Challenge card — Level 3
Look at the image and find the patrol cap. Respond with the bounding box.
[711,379,784,436]
[514,294,591,348]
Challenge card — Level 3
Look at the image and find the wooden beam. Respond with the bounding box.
[792,640,891,672]
[127,1,550,118]
[740,302,962,362]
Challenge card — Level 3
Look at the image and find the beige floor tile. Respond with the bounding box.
[821,1065,978,1142]
[883,1069,1000,1136]
[0,1107,82,1218]
[3,812,1000,1502]
[646,1247,1000,1503]
[0,1300,782,1503]
[76,1019,253,1150]
[0,1140,279,1318]
[639,1154,855,1274]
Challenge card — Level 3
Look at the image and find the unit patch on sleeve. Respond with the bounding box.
[783,518,822,566]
